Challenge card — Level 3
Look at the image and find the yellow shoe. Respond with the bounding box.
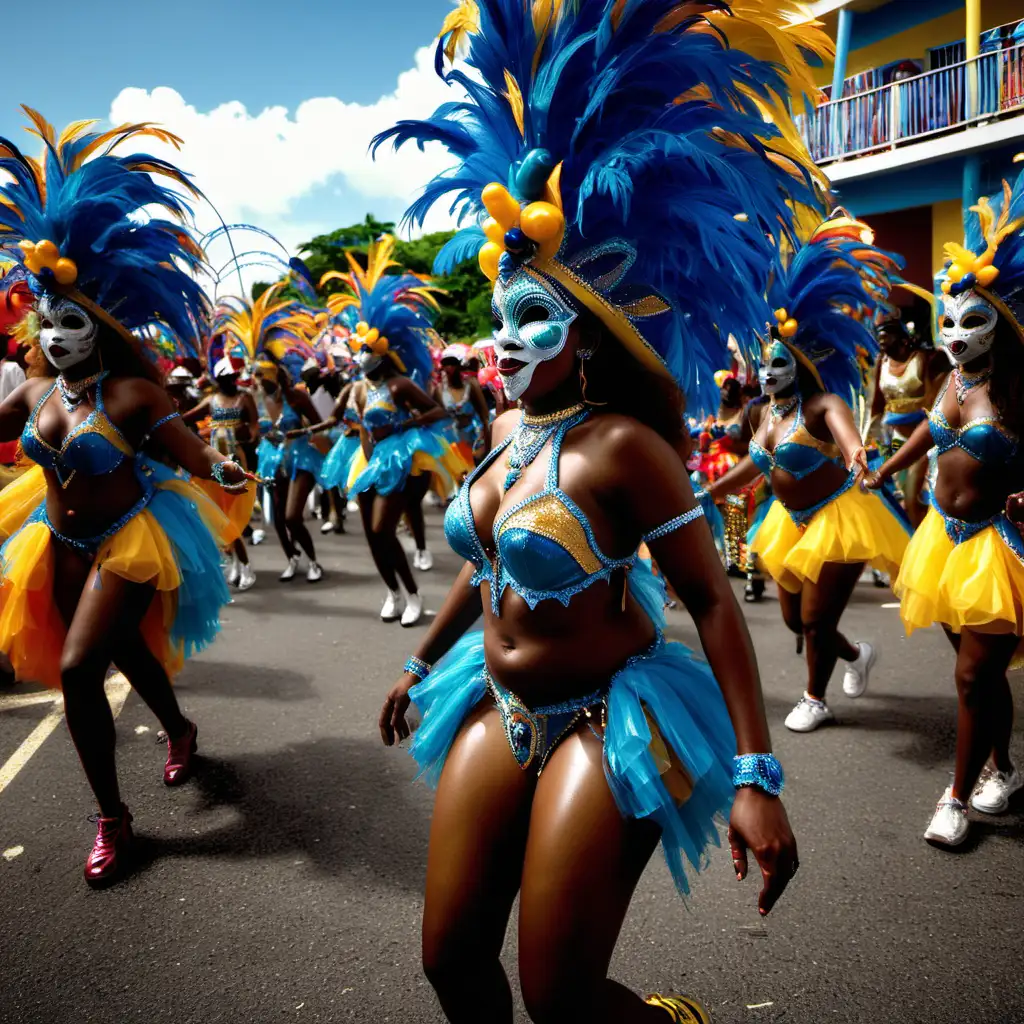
[645,994,712,1023]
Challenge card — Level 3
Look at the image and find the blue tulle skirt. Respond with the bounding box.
[408,595,736,895]
[349,422,464,498]
[320,433,362,492]
[256,437,324,483]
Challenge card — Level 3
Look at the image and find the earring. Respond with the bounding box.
[578,351,607,407]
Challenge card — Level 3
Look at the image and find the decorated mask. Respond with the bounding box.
[758,339,798,395]
[491,270,577,402]
[939,289,998,365]
[37,294,98,371]
[354,349,384,375]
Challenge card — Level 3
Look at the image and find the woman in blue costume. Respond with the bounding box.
[372,3,833,1020]
[866,176,1024,847]
[315,236,470,625]
[306,375,365,517]
[0,109,249,887]
[433,342,492,464]
[709,213,911,735]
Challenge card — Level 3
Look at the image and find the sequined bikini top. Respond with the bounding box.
[929,377,1018,465]
[880,351,926,414]
[362,381,406,431]
[22,377,134,485]
[441,380,473,416]
[212,400,245,427]
[748,398,843,481]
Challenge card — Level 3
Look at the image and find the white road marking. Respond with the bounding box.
[881,602,901,609]
[0,674,131,798]
[3,845,24,861]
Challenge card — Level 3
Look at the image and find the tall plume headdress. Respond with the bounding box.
[764,210,902,401]
[0,106,210,358]
[320,234,446,388]
[373,0,834,411]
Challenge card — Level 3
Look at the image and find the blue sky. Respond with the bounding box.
[1,0,459,284]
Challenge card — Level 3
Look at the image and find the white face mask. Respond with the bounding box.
[354,349,384,376]
[38,295,98,371]
[492,271,577,402]
[939,289,998,365]
[758,340,798,395]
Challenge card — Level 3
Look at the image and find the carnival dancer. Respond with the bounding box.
[0,110,250,887]
[434,343,492,464]
[869,312,947,527]
[707,214,911,734]
[866,175,1024,846]
[307,376,365,525]
[371,2,835,1019]
[316,237,469,620]
[183,357,259,589]
[301,355,346,534]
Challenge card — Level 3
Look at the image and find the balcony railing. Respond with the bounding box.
[797,43,1024,164]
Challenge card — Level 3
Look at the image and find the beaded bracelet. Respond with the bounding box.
[211,460,247,491]
[404,656,432,680]
[732,753,784,797]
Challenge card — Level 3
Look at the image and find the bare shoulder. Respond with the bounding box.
[580,412,675,462]
[491,408,520,445]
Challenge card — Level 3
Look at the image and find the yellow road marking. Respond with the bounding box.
[0,674,131,797]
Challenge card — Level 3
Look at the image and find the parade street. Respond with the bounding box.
[1,511,1021,1024]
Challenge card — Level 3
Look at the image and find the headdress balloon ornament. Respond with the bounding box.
[937,175,1024,364]
[0,107,210,369]
[319,234,445,386]
[373,0,834,410]
[760,211,902,401]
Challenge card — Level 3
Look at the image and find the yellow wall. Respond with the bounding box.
[932,199,963,275]
[813,0,1024,89]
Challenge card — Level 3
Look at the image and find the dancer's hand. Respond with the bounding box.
[372,424,395,442]
[284,428,307,440]
[728,787,799,916]
[379,674,417,746]
[860,468,884,490]
[1007,491,1024,525]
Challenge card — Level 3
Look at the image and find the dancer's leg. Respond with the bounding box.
[370,491,418,595]
[285,471,318,562]
[800,561,863,700]
[358,491,398,591]
[518,724,665,1023]
[111,628,189,741]
[272,475,296,559]
[421,702,535,1023]
[405,473,431,553]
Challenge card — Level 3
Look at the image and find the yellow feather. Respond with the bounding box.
[504,71,525,137]
[439,0,480,62]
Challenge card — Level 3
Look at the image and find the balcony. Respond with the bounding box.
[798,41,1024,165]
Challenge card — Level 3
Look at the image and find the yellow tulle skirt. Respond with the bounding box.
[895,507,1024,641]
[754,482,910,593]
[194,478,257,538]
[0,464,235,689]
[346,426,472,500]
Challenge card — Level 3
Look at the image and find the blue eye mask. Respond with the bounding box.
[492,269,578,401]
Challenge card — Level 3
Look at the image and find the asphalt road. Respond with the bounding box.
[1,507,1022,1024]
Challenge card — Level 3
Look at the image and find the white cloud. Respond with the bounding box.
[109,44,464,293]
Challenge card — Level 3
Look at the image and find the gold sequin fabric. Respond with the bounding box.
[497,493,603,574]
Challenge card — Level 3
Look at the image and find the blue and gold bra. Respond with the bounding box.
[362,382,405,432]
[749,399,843,481]
[23,377,136,486]
[929,378,1018,465]
[444,410,702,615]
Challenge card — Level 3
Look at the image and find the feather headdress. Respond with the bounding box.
[765,211,902,400]
[373,0,832,410]
[212,280,318,366]
[319,234,445,386]
[0,106,209,356]
[940,174,1024,342]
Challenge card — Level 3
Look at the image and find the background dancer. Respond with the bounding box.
[867,176,1024,847]
[373,1,832,1019]
[0,110,248,887]
[434,343,492,464]
[708,215,910,733]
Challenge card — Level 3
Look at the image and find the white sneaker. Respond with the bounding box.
[970,764,1022,815]
[784,695,834,732]
[401,591,424,627]
[306,562,323,583]
[320,521,335,535]
[415,549,433,571]
[924,786,970,846]
[251,528,266,546]
[279,556,300,582]
[237,564,256,591]
[347,500,360,513]
[226,556,241,587]
[381,590,402,622]
[842,641,876,698]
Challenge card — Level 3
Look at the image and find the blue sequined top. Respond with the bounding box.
[928,378,1018,465]
[749,399,844,481]
[362,382,406,432]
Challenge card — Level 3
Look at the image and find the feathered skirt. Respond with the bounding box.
[320,433,363,493]
[406,563,735,895]
[0,461,234,689]
[256,437,325,484]
[348,423,471,499]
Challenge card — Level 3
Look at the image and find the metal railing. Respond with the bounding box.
[797,43,1024,164]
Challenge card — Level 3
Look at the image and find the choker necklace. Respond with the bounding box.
[953,364,992,406]
[57,370,108,411]
[770,394,799,419]
[506,403,586,490]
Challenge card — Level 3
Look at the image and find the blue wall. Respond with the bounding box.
[849,0,964,51]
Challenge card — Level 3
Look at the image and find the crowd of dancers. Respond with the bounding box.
[1,1,1022,1021]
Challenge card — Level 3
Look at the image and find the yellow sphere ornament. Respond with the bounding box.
[17,240,36,256]
[35,240,59,264]
[479,241,502,282]
[976,265,999,287]
[371,335,389,355]
[481,183,521,231]
[482,217,504,245]
[364,327,380,345]
[53,258,78,286]
[356,321,370,336]
[773,308,788,323]
[780,319,799,338]
[519,202,564,243]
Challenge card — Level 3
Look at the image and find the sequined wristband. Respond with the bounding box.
[211,460,238,486]
[404,656,432,681]
[732,753,784,797]
[642,505,705,543]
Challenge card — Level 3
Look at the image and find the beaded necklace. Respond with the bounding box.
[57,370,108,412]
[953,364,992,406]
[770,393,799,419]
[504,403,586,490]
